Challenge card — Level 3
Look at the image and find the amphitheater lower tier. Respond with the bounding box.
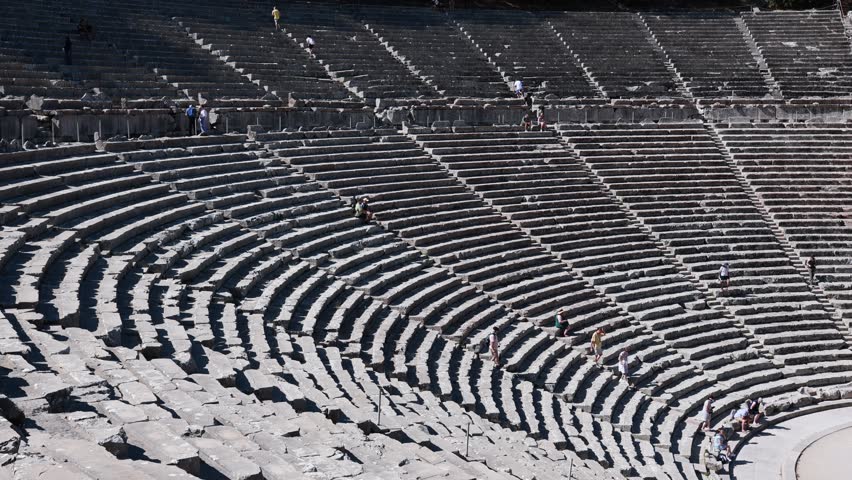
[2,118,852,480]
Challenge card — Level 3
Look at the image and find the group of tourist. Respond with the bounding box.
[699,397,764,463]
[184,104,210,136]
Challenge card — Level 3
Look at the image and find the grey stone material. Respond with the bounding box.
[192,437,263,480]
[124,421,200,474]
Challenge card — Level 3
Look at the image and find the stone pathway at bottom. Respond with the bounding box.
[732,406,852,480]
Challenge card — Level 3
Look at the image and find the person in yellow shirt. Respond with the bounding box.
[591,327,605,365]
[272,6,281,30]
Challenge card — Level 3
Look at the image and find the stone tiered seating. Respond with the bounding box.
[455,10,598,99]
[559,121,852,375]
[173,12,356,104]
[0,135,614,480]
[410,126,768,379]
[716,122,852,322]
[359,5,511,98]
[643,12,772,98]
[0,0,184,107]
[742,10,852,97]
[103,6,267,105]
[549,12,680,98]
[280,3,438,101]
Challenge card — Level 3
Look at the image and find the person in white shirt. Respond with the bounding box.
[306,36,316,55]
[513,79,524,97]
[719,262,730,293]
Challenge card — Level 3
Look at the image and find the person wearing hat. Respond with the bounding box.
[719,262,730,294]
[554,308,569,337]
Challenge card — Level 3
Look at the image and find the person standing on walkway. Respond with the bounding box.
[513,79,524,97]
[63,36,72,65]
[185,104,197,136]
[806,256,816,284]
[719,262,730,294]
[591,327,605,365]
[489,327,500,366]
[272,6,281,30]
[698,396,714,431]
[198,106,210,135]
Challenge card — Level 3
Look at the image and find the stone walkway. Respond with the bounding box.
[732,406,852,480]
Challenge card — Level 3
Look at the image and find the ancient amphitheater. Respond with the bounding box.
[3,0,852,479]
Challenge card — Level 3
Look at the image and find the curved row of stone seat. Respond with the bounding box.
[242,247,665,479]
[402,125,812,477]
[103,3,269,104]
[0,0,186,107]
[454,10,597,99]
[173,12,355,103]
[259,127,745,476]
[0,139,557,479]
[0,201,320,479]
[279,2,438,101]
[548,12,680,99]
[358,5,511,99]
[231,251,604,479]
[409,126,764,372]
[715,122,852,322]
[742,10,852,98]
[642,12,772,98]
[172,211,612,478]
[558,121,852,374]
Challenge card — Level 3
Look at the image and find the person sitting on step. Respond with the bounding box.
[354,196,373,222]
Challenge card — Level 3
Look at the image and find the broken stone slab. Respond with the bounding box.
[238,369,279,400]
[34,433,160,480]
[0,418,19,456]
[192,437,263,480]
[201,347,237,387]
[96,400,148,425]
[123,421,200,474]
[117,381,157,405]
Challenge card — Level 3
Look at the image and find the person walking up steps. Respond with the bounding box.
[806,256,816,284]
[306,36,316,56]
[272,6,281,30]
[489,327,500,367]
[719,262,730,294]
[591,327,605,365]
[618,349,632,386]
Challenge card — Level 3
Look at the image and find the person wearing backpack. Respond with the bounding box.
[186,104,197,136]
